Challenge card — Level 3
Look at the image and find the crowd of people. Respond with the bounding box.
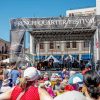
[0,61,99,100]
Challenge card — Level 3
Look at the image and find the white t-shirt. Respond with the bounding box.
[54,91,86,100]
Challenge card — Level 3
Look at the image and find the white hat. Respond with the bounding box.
[24,67,39,81]
[54,91,86,100]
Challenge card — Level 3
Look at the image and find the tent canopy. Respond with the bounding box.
[0,58,10,63]
[0,55,31,63]
[65,55,74,61]
[44,55,60,63]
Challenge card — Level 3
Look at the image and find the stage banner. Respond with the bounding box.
[10,16,96,31]
[10,30,25,61]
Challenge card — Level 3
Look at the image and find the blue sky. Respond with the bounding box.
[0,0,96,42]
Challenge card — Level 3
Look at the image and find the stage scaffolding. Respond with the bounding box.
[10,15,100,65]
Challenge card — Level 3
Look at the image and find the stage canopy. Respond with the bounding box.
[44,55,60,63]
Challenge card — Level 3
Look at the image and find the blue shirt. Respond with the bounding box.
[11,70,20,84]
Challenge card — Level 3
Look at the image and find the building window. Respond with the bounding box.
[72,41,77,48]
[84,41,89,48]
[66,42,70,48]
[39,43,44,49]
[49,42,54,49]
[56,43,60,50]
[57,45,60,49]
[69,13,74,17]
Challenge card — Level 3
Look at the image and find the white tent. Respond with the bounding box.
[0,58,10,63]
[44,55,60,63]
[0,55,30,63]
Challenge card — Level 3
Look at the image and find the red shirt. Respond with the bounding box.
[11,86,40,100]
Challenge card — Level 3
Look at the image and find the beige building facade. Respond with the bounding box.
[35,40,90,61]
[0,38,10,61]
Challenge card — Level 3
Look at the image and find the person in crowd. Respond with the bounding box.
[77,82,83,92]
[0,79,11,93]
[53,79,61,91]
[83,70,100,100]
[3,66,9,80]
[38,83,46,89]
[61,75,69,86]
[64,84,74,92]
[7,66,13,87]
[95,60,100,74]
[38,74,45,84]
[3,65,12,87]
[55,83,66,96]
[43,72,49,81]
[54,91,86,100]
[0,66,3,91]
[0,67,53,100]
[10,66,21,86]
[59,67,69,80]
[82,64,91,75]
[50,73,57,89]
[44,80,55,98]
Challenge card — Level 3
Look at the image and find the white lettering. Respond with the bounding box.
[11,17,95,30]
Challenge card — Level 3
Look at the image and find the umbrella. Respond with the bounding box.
[68,73,83,84]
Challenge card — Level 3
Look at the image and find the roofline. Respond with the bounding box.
[0,38,10,44]
[67,7,96,11]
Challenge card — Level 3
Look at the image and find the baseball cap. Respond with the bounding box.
[24,67,39,81]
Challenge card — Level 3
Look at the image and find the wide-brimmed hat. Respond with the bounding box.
[24,67,39,81]
[2,79,10,86]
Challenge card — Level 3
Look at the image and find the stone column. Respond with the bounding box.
[44,41,48,57]
[96,0,100,61]
[79,41,82,60]
[93,29,100,62]
[90,37,94,62]
[30,34,36,63]
[36,43,40,63]
[61,41,65,59]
